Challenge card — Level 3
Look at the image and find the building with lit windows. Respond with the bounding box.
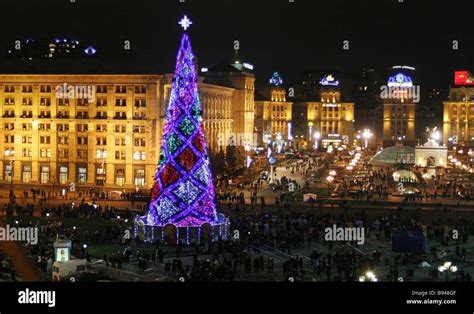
[203,59,256,150]
[303,75,355,148]
[381,73,417,147]
[0,73,248,192]
[442,85,474,146]
[255,72,293,149]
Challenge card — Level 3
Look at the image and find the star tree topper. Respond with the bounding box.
[179,15,192,31]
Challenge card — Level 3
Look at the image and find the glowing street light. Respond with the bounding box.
[359,271,378,282]
[314,131,321,150]
[363,129,372,148]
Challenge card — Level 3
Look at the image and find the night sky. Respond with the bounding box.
[1,0,474,88]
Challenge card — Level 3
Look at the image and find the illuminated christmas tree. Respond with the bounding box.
[135,16,228,244]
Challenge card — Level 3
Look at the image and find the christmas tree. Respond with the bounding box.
[135,16,227,243]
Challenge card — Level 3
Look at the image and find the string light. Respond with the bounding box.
[134,18,228,243]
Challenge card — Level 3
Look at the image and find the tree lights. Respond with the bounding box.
[134,16,228,243]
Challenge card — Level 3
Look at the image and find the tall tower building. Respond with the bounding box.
[381,73,417,147]
[255,72,293,149]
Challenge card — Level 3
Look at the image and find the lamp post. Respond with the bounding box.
[363,129,372,149]
[276,133,283,153]
[308,122,313,148]
[314,131,321,150]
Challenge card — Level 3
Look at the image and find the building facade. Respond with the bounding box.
[203,64,256,149]
[255,85,293,148]
[382,98,416,147]
[304,87,355,148]
[381,72,417,147]
[443,86,474,146]
[0,73,248,191]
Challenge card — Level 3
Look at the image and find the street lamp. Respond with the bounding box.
[308,122,313,145]
[438,261,457,281]
[363,129,372,148]
[314,131,321,150]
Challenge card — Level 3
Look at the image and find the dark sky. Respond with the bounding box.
[1,0,474,88]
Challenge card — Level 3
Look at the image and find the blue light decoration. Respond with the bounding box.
[134,15,228,244]
[320,74,339,86]
[269,72,283,86]
[387,73,413,88]
[84,46,97,55]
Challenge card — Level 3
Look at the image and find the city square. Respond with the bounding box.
[0,2,472,312]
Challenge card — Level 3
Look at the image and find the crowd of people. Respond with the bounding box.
[1,198,473,282]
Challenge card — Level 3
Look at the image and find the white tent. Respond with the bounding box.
[418,261,431,268]
[303,193,317,202]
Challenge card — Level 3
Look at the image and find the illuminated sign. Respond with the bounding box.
[243,63,254,70]
[392,65,415,70]
[454,71,474,85]
[269,72,283,86]
[387,73,413,88]
[320,74,339,86]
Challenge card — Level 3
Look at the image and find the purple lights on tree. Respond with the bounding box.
[135,18,227,238]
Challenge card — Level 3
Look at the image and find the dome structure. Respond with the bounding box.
[369,146,415,167]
